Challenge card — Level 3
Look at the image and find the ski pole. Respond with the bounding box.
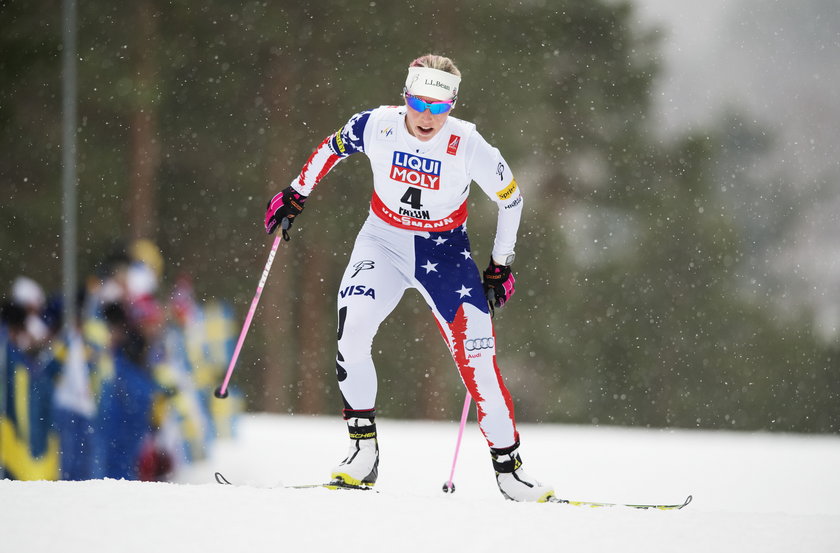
[215,223,287,399]
[442,391,472,493]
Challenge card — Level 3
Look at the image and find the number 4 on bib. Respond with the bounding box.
[400,187,423,210]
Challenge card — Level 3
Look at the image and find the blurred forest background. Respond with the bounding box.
[2,0,838,433]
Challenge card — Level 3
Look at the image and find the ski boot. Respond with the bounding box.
[330,416,379,488]
[491,442,554,502]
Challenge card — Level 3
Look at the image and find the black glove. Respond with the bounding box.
[265,185,307,240]
[482,259,516,316]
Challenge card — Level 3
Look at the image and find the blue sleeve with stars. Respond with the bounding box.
[329,110,371,157]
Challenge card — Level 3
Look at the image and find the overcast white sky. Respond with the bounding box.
[629,0,736,133]
[630,0,840,340]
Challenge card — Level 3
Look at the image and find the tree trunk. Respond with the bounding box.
[296,246,329,414]
[128,0,159,241]
[259,57,297,413]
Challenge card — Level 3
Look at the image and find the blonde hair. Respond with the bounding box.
[409,54,461,78]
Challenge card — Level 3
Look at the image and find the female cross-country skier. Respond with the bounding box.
[264,54,554,502]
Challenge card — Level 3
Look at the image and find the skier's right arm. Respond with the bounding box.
[264,111,371,236]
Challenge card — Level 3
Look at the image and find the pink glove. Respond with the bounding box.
[265,186,306,239]
[482,259,515,313]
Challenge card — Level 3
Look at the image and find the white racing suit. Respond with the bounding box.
[289,105,524,449]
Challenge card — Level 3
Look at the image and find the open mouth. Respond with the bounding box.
[416,126,434,135]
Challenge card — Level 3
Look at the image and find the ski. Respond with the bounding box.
[214,471,375,492]
[548,494,692,510]
[215,472,690,508]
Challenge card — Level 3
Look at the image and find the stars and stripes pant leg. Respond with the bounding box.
[410,226,519,450]
[335,217,518,448]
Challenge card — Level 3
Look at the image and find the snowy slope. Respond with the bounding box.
[3,414,839,552]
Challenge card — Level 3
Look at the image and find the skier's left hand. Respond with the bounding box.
[482,259,515,314]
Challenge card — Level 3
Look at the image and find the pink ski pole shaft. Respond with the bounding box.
[442,391,472,493]
[215,232,284,399]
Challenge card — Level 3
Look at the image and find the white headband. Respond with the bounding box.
[404,66,461,101]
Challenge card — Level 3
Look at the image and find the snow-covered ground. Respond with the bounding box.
[3,414,839,552]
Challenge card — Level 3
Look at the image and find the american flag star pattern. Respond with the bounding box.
[413,227,489,323]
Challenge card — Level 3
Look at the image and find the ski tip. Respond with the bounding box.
[546,494,693,510]
[214,472,232,485]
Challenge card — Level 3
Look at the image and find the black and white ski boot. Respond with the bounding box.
[330,416,379,487]
[491,442,554,502]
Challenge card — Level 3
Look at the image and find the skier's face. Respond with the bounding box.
[404,94,451,141]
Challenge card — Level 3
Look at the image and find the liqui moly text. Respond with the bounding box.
[390,152,441,190]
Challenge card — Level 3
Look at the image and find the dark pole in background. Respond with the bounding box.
[62,0,78,331]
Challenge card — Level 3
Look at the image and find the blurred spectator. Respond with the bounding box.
[0,240,241,482]
[10,277,49,352]
[1,286,61,481]
[96,301,167,480]
[49,291,100,480]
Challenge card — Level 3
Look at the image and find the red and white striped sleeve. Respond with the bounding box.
[289,110,371,196]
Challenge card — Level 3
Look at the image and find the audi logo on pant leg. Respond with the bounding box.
[465,337,495,351]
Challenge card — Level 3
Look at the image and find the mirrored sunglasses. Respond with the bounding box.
[404,91,455,115]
